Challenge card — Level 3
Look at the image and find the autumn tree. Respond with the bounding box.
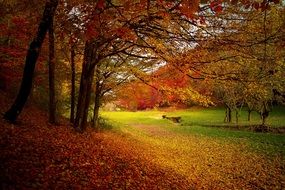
[3,0,59,122]
[0,1,45,93]
[2,0,282,129]
[70,0,207,131]
[198,2,284,125]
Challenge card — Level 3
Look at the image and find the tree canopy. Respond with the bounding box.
[0,0,284,130]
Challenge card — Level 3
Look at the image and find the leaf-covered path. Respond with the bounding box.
[0,122,194,189]
[119,123,285,189]
[0,92,284,189]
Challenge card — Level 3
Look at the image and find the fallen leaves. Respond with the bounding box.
[0,91,284,189]
[0,93,192,189]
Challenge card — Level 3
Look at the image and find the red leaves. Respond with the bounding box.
[96,0,105,10]
[113,27,137,42]
[179,0,200,19]
[11,16,29,27]
[116,27,131,38]
[252,2,260,10]
[0,97,192,188]
[210,0,223,13]
[86,25,100,40]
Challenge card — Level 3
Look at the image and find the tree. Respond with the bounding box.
[3,0,282,129]
[0,1,44,94]
[201,3,284,125]
[48,15,56,124]
[70,43,76,123]
[4,0,59,123]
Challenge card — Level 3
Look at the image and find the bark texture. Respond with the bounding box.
[70,44,76,124]
[92,80,101,131]
[74,41,97,131]
[48,16,56,124]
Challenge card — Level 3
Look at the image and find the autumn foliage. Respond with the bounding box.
[0,0,284,188]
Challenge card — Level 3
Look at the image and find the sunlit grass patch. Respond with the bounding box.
[167,106,285,127]
[102,107,285,156]
[101,109,284,189]
[101,111,169,126]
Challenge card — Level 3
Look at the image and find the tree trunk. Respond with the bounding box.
[92,81,101,132]
[235,110,239,124]
[80,70,95,131]
[228,107,232,123]
[74,44,89,131]
[48,16,56,124]
[247,109,252,122]
[261,102,269,127]
[70,44,76,124]
[75,69,95,132]
[3,0,59,123]
[74,41,97,132]
[224,105,232,123]
[224,107,228,123]
[261,110,269,126]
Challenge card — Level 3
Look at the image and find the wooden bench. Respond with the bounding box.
[162,115,181,123]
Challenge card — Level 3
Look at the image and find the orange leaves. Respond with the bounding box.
[237,0,281,11]
[114,27,138,42]
[230,0,239,5]
[179,0,200,18]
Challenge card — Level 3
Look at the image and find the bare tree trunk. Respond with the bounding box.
[74,41,97,132]
[262,102,269,125]
[92,81,101,132]
[48,16,56,124]
[224,107,228,123]
[261,110,269,126]
[70,44,76,123]
[81,70,95,131]
[228,107,232,123]
[247,110,251,121]
[224,105,232,123]
[235,110,239,124]
[74,43,89,131]
[4,0,59,123]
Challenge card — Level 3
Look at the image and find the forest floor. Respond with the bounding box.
[1,91,284,189]
[0,91,193,189]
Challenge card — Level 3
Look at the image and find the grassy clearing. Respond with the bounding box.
[101,108,285,189]
[101,107,285,156]
[167,106,285,127]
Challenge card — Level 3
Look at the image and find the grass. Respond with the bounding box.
[168,106,285,127]
[101,107,285,189]
[101,106,285,156]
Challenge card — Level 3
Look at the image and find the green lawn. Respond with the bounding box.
[101,106,285,156]
[167,106,285,127]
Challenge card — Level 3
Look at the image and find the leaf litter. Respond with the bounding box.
[0,92,284,189]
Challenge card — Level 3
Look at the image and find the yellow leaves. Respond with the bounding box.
[111,119,284,189]
[176,87,214,107]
